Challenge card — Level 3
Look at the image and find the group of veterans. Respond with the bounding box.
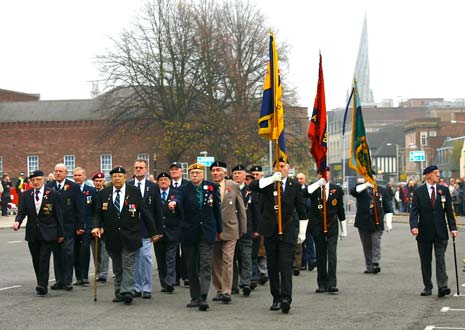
[12,157,458,313]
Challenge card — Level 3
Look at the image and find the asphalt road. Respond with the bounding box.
[1,217,465,330]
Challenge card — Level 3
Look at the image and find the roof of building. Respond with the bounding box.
[0,99,104,122]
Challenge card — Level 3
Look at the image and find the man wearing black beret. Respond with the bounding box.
[410,165,458,297]
[92,166,161,304]
[13,170,64,296]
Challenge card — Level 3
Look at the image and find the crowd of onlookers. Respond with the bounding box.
[387,177,465,216]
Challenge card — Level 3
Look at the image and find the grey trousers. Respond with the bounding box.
[358,229,383,270]
[233,238,253,289]
[91,237,109,279]
[107,248,137,296]
[417,240,449,290]
[183,239,214,301]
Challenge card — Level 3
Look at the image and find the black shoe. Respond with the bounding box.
[50,283,64,290]
[112,294,123,302]
[250,282,258,290]
[166,285,174,293]
[420,289,432,296]
[300,265,307,271]
[213,293,224,301]
[198,300,209,311]
[315,288,327,293]
[231,288,239,295]
[222,293,232,303]
[97,277,107,283]
[364,269,375,274]
[174,280,180,286]
[328,287,339,294]
[142,292,152,299]
[438,287,451,297]
[64,285,73,291]
[308,262,317,271]
[293,268,300,276]
[82,279,90,285]
[186,299,200,308]
[281,299,290,314]
[123,293,133,304]
[183,280,190,287]
[132,291,142,298]
[259,275,268,285]
[73,280,85,286]
[35,286,47,296]
[270,301,281,311]
[373,264,381,273]
[243,285,251,297]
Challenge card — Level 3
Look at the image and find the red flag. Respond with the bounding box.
[308,54,328,176]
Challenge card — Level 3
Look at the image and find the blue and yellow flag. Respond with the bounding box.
[258,32,286,161]
[348,80,376,186]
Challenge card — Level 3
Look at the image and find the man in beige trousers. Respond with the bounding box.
[210,161,247,304]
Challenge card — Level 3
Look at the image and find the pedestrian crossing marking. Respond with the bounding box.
[0,285,22,291]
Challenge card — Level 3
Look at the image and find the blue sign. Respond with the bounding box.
[409,151,425,162]
[197,156,215,167]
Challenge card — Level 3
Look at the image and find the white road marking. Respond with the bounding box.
[0,285,22,291]
[425,327,465,330]
[7,241,22,244]
[441,307,465,312]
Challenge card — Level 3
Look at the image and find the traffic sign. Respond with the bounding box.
[197,156,215,167]
[409,150,425,162]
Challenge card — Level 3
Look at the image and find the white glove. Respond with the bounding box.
[366,182,374,188]
[258,172,282,188]
[307,177,326,194]
[385,213,393,232]
[318,178,327,186]
[339,220,347,238]
[356,183,368,193]
[297,219,308,244]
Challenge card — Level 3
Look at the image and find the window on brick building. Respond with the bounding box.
[420,131,428,146]
[0,156,3,174]
[100,154,112,178]
[27,156,39,176]
[64,155,75,174]
[137,153,150,172]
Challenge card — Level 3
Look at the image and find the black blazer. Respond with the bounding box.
[249,177,307,244]
[240,184,261,239]
[350,184,393,232]
[128,179,162,238]
[82,184,97,232]
[46,179,85,237]
[93,184,157,253]
[171,178,189,189]
[409,184,456,242]
[174,180,223,244]
[157,187,183,242]
[15,186,64,242]
[308,183,345,234]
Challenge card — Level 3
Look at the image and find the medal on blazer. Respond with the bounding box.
[43,203,53,215]
[332,199,337,206]
[102,202,108,211]
[128,204,137,217]
[441,195,446,209]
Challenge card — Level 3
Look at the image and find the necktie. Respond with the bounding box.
[196,186,203,207]
[35,190,40,202]
[162,191,167,203]
[431,186,436,207]
[57,183,61,190]
[174,182,178,188]
[115,190,121,215]
[137,182,142,196]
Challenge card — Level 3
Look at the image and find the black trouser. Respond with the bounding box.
[175,243,188,282]
[28,240,55,289]
[1,198,9,216]
[264,235,294,304]
[183,239,215,301]
[417,240,448,290]
[52,233,74,286]
[311,226,338,289]
[74,232,91,281]
[154,239,179,288]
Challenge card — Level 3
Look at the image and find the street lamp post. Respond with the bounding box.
[199,151,208,180]
[386,143,399,182]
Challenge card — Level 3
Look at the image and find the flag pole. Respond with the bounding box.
[275,140,283,237]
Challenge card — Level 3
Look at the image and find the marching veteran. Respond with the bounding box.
[91,166,161,304]
[168,163,223,311]
[13,170,64,296]
[409,165,458,297]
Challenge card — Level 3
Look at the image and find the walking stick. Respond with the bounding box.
[93,236,99,302]
[452,236,460,296]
